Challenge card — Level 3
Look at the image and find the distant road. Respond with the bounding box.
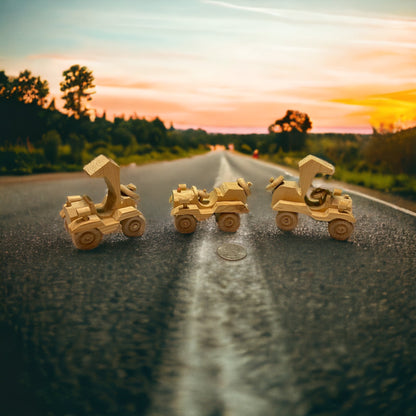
[1,151,415,416]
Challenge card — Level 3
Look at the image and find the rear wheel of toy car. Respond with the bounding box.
[121,215,146,237]
[218,213,240,232]
[72,228,102,250]
[328,219,353,241]
[276,211,298,231]
[175,215,197,234]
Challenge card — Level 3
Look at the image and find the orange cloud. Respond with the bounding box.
[97,78,155,90]
[93,95,188,120]
[333,89,416,131]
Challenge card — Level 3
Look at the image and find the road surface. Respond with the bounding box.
[1,151,415,416]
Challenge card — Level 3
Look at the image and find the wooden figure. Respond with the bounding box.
[169,178,252,233]
[266,154,356,240]
[60,154,146,249]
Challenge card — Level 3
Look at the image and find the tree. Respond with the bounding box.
[0,70,10,97]
[0,70,49,106]
[60,65,95,119]
[68,133,85,165]
[269,110,312,151]
[42,130,61,165]
[112,126,136,148]
[149,117,167,147]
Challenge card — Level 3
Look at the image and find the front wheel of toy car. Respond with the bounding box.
[276,211,298,231]
[218,213,240,232]
[72,228,102,250]
[174,215,197,234]
[121,215,146,237]
[328,219,353,241]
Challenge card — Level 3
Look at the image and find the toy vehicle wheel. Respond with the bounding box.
[121,215,146,237]
[72,228,102,250]
[276,211,298,231]
[328,219,353,241]
[218,213,240,232]
[174,215,197,234]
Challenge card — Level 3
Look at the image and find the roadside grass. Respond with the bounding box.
[0,145,209,175]
[334,168,416,200]
[260,153,416,201]
[117,146,208,166]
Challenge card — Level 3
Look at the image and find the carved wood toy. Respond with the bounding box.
[266,154,356,240]
[60,154,146,249]
[169,178,252,233]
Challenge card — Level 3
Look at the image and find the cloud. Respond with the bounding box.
[202,0,416,28]
[98,78,155,90]
[333,89,416,129]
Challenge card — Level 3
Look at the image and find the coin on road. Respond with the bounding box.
[217,243,247,261]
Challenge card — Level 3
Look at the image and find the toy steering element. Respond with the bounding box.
[304,187,332,207]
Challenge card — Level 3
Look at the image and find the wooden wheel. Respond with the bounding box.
[121,216,146,237]
[174,215,197,234]
[328,219,353,241]
[217,213,240,232]
[72,228,102,250]
[276,211,298,231]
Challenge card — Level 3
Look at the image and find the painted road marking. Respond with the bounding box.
[149,153,303,416]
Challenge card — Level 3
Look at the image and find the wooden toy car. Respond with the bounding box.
[169,178,252,233]
[60,154,146,249]
[266,155,356,241]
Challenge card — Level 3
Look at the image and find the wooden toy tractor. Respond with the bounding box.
[60,155,146,250]
[266,155,356,240]
[169,178,252,233]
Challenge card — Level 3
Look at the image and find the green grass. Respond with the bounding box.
[334,168,416,199]
[0,145,209,175]
[260,154,416,201]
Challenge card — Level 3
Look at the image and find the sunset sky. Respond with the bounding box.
[1,0,416,133]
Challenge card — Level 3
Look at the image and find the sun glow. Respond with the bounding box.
[1,0,416,133]
[335,90,416,132]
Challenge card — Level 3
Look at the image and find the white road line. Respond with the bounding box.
[176,228,302,416]
[214,152,235,185]
[311,178,416,218]
[251,156,416,218]
[343,188,416,218]
[150,153,303,415]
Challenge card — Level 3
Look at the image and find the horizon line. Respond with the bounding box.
[171,123,373,135]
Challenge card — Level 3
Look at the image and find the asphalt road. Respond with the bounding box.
[1,151,415,416]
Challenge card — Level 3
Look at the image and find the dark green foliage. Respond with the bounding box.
[112,126,136,147]
[263,130,416,198]
[1,68,415,200]
[60,65,95,119]
[0,147,45,174]
[42,130,61,165]
[68,133,85,164]
[269,110,312,152]
[363,128,416,175]
[0,70,49,106]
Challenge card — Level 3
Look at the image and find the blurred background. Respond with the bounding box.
[1,0,415,199]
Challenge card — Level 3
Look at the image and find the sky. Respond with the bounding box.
[1,0,416,133]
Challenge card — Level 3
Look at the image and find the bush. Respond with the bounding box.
[42,130,61,164]
[0,146,45,174]
[240,143,252,154]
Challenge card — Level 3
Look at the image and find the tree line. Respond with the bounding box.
[0,65,314,173]
[0,66,213,173]
[0,65,415,198]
